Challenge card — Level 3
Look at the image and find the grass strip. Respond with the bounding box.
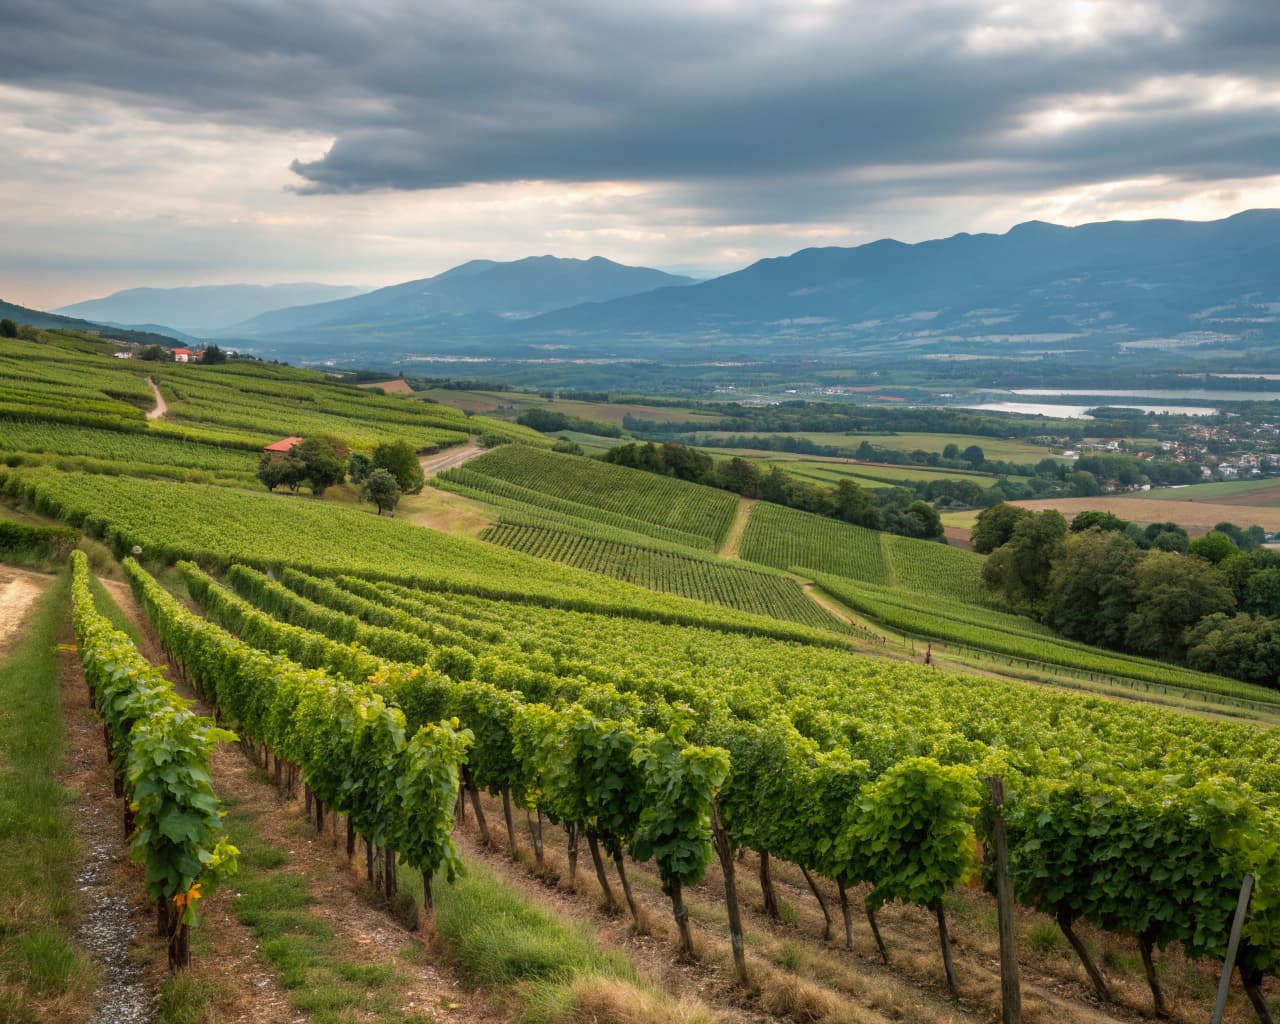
[222,803,432,1024]
[399,859,709,1024]
[0,568,97,1022]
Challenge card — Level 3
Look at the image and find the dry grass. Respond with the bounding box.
[398,488,497,537]
[1010,496,1280,532]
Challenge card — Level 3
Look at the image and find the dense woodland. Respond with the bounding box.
[978,504,1280,686]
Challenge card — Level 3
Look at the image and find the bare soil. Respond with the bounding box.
[144,377,167,421]
[419,442,486,478]
[0,566,51,654]
[718,499,755,559]
[1011,496,1280,532]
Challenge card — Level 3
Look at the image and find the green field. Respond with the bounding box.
[1136,479,1280,502]
[415,387,718,427]
[438,445,740,549]
[691,431,1064,462]
[481,522,855,633]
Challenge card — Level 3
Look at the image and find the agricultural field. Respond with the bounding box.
[692,430,1066,461]
[811,572,1280,706]
[7,327,1280,1024]
[124,550,1280,1023]
[1010,496,1280,533]
[481,521,855,633]
[438,445,740,549]
[1137,479,1280,505]
[415,386,718,427]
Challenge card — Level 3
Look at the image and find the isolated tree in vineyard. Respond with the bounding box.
[0,317,17,338]
[293,436,347,495]
[347,451,373,484]
[372,440,425,494]
[362,468,401,515]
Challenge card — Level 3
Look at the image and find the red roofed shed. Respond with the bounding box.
[263,436,304,455]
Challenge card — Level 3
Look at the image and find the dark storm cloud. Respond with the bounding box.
[0,0,1277,205]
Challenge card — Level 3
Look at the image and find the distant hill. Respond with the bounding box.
[55,283,367,334]
[217,256,694,339]
[0,299,185,347]
[219,211,1280,368]
[512,210,1280,349]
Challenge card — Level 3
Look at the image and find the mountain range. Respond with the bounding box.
[55,283,367,334]
[14,210,1280,369]
[212,256,694,338]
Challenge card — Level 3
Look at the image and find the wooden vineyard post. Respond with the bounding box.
[711,798,749,985]
[987,776,1022,1024]
[1211,873,1254,1024]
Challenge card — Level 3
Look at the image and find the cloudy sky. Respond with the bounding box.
[3,0,1279,309]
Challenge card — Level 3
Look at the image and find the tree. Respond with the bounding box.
[347,452,373,484]
[971,503,1031,554]
[292,436,347,495]
[139,344,172,362]
[1071,510,1126,533]
[1045,530,1141,647]
[1067,470,1101,497]
[201,344,228,364]
[981,510,1067,614]
[257,454,304,492]
[1125,551,1235,658]
[372,440,425,494]
[719,457,762,498]
[942,443,961,461]
[362,469,402,515]
[833,479,881,529]
[1185,613,1280,687]
[961,444,985,468]
[0,318,17,338]
[1188,531,1237,565]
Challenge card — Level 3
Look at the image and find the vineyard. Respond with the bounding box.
[480,521,858,633]
[438,445,740,549]
[0,467,851,646]
[6,327,1280,1021]
[120,550,1280,1019]
[810,572,1280,704]
[738,501,892,581]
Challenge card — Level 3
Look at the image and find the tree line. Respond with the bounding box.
[976,504,1280,687]
[602,441,944,541]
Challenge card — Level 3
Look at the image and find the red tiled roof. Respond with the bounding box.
[172,348,195,355]
[263,436,304,452]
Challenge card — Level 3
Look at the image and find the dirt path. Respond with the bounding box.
[419,441,485,477]
[0,566,51,654]
[800,580,888,640]
[718,498,755,558]
[58,611,158,1024]
[144,377,167,421]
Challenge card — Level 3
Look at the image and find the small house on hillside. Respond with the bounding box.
[172,348,195,362]
[263,436,303,459]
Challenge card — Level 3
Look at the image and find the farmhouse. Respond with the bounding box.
[172,348,195,362]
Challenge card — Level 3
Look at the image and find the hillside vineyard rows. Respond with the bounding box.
[118,549,1280,1012]
[4,332,1280,1020]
